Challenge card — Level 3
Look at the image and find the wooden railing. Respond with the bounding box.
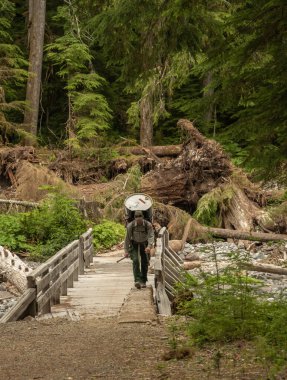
[154,227,185,315]
[0,228,94,323]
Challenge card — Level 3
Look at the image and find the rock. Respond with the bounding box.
[185,253,200,261]
[183,261,201,270]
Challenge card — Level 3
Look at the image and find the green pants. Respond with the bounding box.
[129,243,149,283]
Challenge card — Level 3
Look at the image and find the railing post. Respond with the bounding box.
[162,230,166,290]
[27,276,37,317]
[79,237,85,275]
[89,233,94,265]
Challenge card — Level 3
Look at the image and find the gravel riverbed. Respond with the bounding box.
[182,241,287,298]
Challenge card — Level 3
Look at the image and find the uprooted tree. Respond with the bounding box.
[141,119,286,235]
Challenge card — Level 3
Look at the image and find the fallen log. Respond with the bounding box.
[204,227,287,242]
[0,246,31,293]
[118,145,182,157]
[0,199,39,208]
[241,262,287,276]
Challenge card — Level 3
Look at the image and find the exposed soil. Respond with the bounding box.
[0,316,277,380]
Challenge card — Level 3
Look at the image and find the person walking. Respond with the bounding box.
[124,210,154,289]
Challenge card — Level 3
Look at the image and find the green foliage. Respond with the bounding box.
[92,219,125,251]
[0,214,32,252]
[0,0,28,143]
[21,192,87,259]
[46,2,112,147]
[176,250,287,375]
[0,192,87,260]
[3,0,287,181]
[193,185,234,226]
[93,0,225,141]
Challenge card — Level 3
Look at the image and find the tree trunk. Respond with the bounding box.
[202,72,214,125]
[140,96,153,147]
[0,247,32,294]
[118,145,182,157]
[24,0,46,136]
[202,226,287,242]
[241,262,287,276]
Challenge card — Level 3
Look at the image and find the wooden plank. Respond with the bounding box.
[156,282,171,316]
[164,254,183,275]
[36,256,70,293]
[33,249,79,294]
[164,279,176,293]
[164,261,183,284]
[79,236,85,275]
[154,236,163,271]
[165,287,174,299]
[165,247,184,266]
[81,228,93,242]
[164,267,181,287]
[0,289,36,323]
[164,255,184,280]
[28,240,79,279]
[37,260,79,311]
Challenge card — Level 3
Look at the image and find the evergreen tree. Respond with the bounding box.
[180,0,287,179]
[46,1,112,150]
[0,0,30,144]
[92,0,226,145]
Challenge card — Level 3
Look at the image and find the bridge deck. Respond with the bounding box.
[51,255,155,320]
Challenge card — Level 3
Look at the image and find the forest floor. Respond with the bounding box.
[0,315,271,380]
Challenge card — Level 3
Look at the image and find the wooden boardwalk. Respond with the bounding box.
[51,255,155,320]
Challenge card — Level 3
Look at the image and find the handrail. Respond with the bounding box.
[154,227,185,315]
[0,228,94,322]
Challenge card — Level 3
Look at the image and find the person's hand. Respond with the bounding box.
[124,251,129,258]
[145,247,151,254]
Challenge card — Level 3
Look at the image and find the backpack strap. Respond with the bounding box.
[131,219,148,236]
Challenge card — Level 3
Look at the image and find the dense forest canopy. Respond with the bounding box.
[0,0,286,181]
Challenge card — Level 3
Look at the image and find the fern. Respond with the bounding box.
[194,185,235,226]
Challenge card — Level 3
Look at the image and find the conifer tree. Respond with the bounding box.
[92,0,225,146]
[0,0,30,144]
[24,0,46,136]
[46,1,112,150]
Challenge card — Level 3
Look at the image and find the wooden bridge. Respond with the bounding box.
[0,227,185,323]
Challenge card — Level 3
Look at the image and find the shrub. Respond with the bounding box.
[21,192,87,260]
[0,214,32,252]
[176,250,287,375]
[0,192,87,260]
[93,219,125,251]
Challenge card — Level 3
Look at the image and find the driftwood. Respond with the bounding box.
[0,246,31,293]
[203,226,287,242]
[182,216,287,242]
[241,262,287,276]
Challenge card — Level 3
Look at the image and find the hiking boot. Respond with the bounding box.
[134,282,141,289]
[140,282,146,288]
